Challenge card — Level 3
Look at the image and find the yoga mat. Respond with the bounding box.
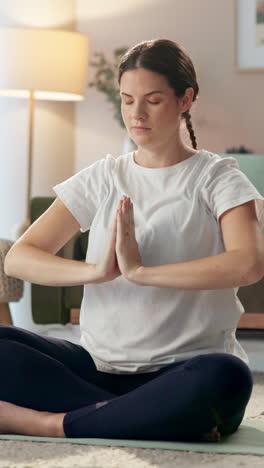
[0,419,263,455]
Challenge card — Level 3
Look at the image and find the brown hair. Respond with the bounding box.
[117,38,199,149]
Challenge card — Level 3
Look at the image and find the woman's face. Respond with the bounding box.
[119,68,193,148]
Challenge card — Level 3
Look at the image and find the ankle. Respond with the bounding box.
[48,412,67,438]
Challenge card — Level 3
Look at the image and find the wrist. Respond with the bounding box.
[90,263,104,284]
[129,265,146,285]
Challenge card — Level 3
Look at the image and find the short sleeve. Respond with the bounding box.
[200,156,264,230]
[52,154,113,233]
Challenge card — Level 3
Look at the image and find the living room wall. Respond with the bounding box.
[0,0,77,332]
[0,0,76,242]
[75,0,264,173]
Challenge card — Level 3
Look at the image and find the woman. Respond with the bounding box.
[2,38,264,442]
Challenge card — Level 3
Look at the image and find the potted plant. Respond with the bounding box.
[88,47,137,152]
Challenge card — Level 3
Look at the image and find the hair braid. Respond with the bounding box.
[118,39,200,151]
[182,110,197,150]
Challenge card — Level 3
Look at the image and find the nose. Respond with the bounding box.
[131,102,147,121]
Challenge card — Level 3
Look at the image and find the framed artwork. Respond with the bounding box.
[235,0,264,71]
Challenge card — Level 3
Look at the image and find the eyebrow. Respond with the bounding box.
[120,91,165,97]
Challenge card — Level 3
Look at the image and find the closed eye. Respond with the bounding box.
[124,101,161,105]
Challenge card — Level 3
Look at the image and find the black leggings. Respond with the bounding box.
[0,325,253,441]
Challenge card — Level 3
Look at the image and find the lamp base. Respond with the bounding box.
[10,219,31,241]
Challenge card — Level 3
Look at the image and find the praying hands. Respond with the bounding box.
[95,196,143,283]
[116,196,143,281]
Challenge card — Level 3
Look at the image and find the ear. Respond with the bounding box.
[180,87,194,113]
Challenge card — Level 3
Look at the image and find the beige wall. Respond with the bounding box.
[76,0,263,172]
[0,0,76,241]
[0,0,77,331]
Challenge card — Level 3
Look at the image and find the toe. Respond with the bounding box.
[200,426,221,442]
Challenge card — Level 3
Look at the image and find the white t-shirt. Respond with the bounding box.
[52,149,264,374]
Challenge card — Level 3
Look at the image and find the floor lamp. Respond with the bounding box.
[0,27,89,238]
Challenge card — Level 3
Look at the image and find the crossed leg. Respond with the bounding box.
[0,326,253,441]
[62,353,253,441]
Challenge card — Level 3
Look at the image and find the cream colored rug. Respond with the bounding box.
[0,372,264,468]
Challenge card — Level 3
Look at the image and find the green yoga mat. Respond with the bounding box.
[0,419,263,455]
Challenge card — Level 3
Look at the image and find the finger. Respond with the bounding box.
[117,210,125,244]
[122,198,127,213]
[117,197,123,211]
[126,199,133,230]
[116,205,122,235]
[116,199,123,221]
[125,199,131,226]
[128,199,133,226]
[120,198,127,219]
[111,212,118,243]
[118,200,124,219]
[113,210,118,229]
[113,205,122,235]
[123,199,130,232]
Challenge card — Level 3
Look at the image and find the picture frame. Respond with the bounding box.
[235,0,264,71]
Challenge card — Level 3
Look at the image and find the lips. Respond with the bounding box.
[132,127,151,131]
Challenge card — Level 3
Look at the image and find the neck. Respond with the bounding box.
[134,143,197,168]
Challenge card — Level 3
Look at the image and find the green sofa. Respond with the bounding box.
[30,153,264,326]
[30,197,89,324]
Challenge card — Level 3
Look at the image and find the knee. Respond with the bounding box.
[0,324,18,339]
[212,354,253,401]
[222,354,252,383]
[0,337,17,357]
[189,353,253,400]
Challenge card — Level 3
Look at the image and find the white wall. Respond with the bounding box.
[76,0,264,174]
[0,0,77,332]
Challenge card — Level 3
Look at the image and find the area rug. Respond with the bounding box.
[0,419,263,456]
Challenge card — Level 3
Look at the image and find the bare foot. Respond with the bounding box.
[0,400,66,437]
[200,425,221,442]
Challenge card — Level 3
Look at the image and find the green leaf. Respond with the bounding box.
[88,47,128,128]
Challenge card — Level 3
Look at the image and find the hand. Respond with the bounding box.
[95,208,121,283]
[116,196,143,280]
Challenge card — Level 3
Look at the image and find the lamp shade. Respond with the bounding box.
[0,27,89,101]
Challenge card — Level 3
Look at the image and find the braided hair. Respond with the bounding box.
[118,38,199,150]
[182,110,197,150]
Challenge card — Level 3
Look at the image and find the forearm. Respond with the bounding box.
[4,244,99,287]
[133,250,260,290]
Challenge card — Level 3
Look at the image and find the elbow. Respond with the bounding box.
[4,252,12,276]
[4,248,17,277]
[245,258,264,285]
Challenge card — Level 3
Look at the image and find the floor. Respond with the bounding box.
[39,324,264,373]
